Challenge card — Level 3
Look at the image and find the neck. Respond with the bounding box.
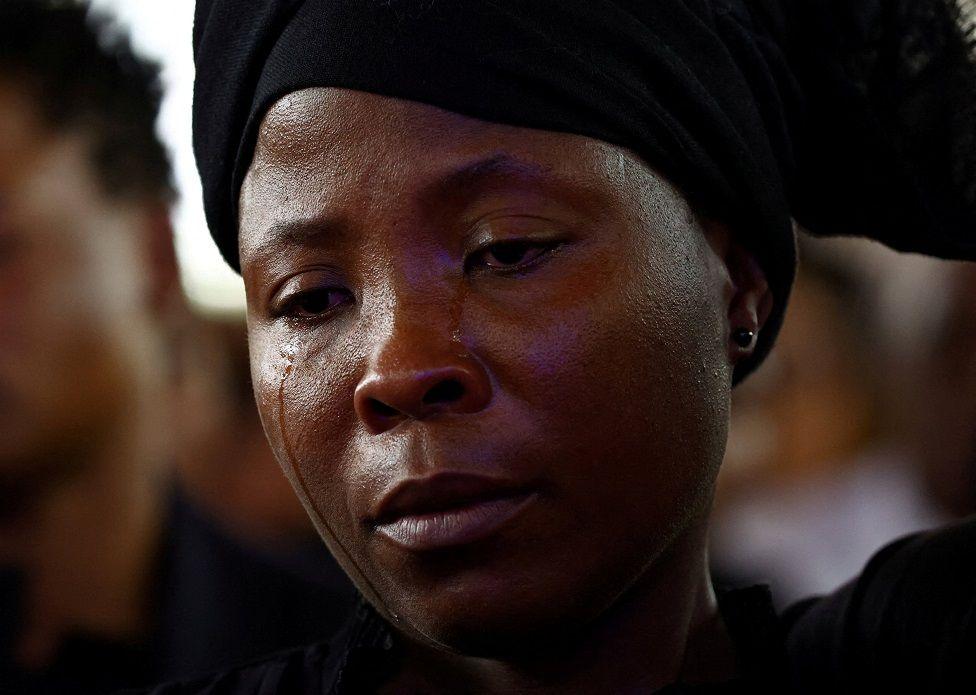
[389,519,732,694]
[0,395,165,670]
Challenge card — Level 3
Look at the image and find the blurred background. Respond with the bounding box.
[90,0,241,313]
[85,0,243,314]
[711,239,976,607]
[0,0,974,692]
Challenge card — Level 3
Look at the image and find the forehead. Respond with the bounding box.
[249,87,628,177]
[239,88,666,261]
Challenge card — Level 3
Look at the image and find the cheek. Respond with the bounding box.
[248,321,370,558]
[618,245,730,492]
[250,327,341,492]
[474,232,729,544]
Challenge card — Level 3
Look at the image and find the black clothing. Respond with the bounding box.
[138,518,976,693]
[153,488,356,680]
[784,520,976,693]
[0,487,356,694]
[0,584,158,695]
[139,586,787,694]
[192,0,976,381]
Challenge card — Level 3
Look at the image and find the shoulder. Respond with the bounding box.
[129,641,335,695]
[783,517,976,692]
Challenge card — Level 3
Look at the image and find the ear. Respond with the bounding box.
[701,220,774,366]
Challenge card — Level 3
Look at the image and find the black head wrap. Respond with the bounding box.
[192,0,976,380]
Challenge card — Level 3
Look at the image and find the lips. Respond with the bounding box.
[370,473,537,551]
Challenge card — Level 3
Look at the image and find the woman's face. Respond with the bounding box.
[240,88,748,654]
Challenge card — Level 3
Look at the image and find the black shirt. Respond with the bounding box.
[138,517,976,694]
[0,486,356,694]
[139,586,787,694]
[784,519,976,692]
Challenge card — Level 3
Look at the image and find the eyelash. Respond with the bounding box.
[275,239,562,323]
[465,238,562,275]
[278,287,352,323]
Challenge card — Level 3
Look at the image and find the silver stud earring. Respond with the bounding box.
[732,328,755,349]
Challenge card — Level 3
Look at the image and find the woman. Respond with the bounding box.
[163,0,975,692]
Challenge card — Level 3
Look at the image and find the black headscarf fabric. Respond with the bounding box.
[192,0,976,379]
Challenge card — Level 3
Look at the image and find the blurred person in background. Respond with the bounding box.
[0,2,352,693]
[711,242,975,606]
[907,264,976,521]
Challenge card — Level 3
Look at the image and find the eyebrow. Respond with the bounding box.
[260,153,564,248]
[423,153,553,198]
[266,215,349,248]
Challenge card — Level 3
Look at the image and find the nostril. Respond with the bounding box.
[369,398,400,418]
[422,378,465,405]
[355,368,488,432]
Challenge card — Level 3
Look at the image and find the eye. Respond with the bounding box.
[280,286,351,321]
[470,240,558,272]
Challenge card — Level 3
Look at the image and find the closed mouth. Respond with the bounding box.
[374,489,537,551]
[370,472,537,551]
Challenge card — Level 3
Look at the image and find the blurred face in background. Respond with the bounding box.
[0,79,159,495]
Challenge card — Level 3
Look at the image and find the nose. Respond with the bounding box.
[354,340,492,435]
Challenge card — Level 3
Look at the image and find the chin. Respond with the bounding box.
[384,560,615,659]
[414,602,590,659]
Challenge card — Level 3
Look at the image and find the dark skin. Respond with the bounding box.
[240,88,772,693]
